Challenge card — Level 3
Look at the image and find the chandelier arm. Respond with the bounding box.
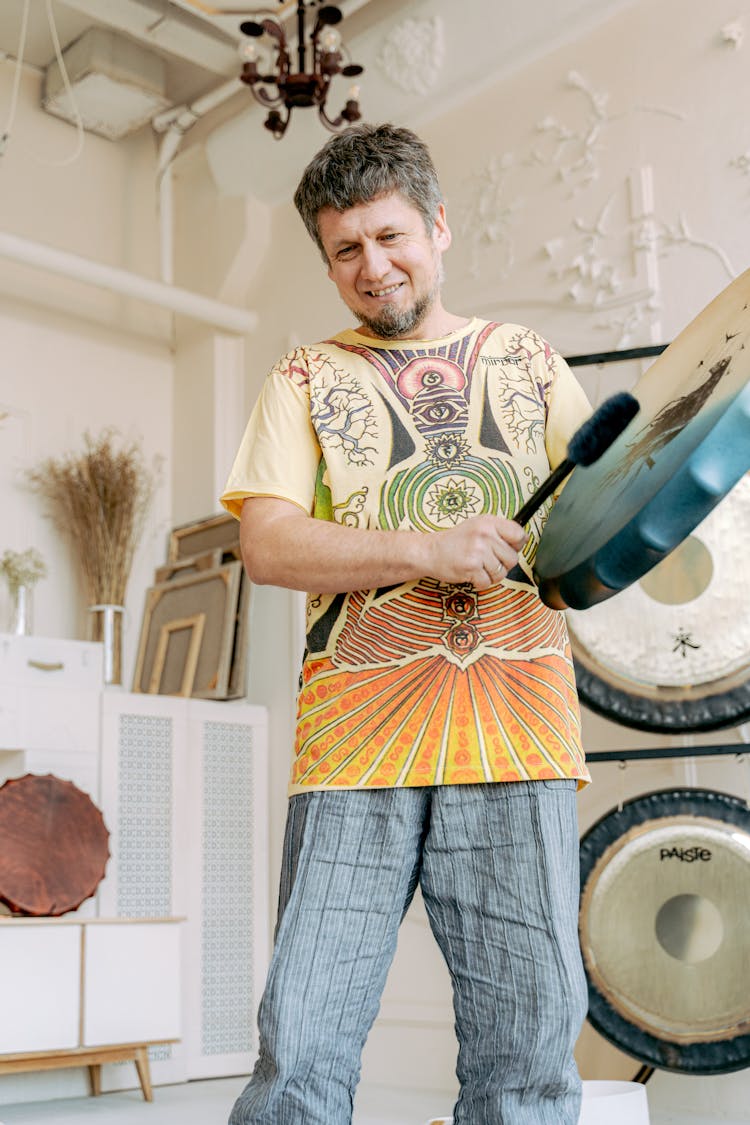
[268,106,292,139]
[318,102,344,133]
[248,83,284,108]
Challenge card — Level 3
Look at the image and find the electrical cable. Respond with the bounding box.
[41,0,85,167]
[0,0,31,158]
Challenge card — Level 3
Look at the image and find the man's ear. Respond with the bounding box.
[433,202,452,252]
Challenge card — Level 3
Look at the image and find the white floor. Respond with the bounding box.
[0,1077,744,1125]
[0,1079,449,1125]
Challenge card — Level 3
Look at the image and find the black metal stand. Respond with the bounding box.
[564,344,668,367]
[586,743,748,765]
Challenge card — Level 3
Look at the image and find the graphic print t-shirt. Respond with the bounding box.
[222,319,592,793]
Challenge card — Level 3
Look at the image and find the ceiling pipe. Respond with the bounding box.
[153,77,243,285]
[0,230,257,335]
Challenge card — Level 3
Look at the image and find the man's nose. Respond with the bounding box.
[360,240,390,281]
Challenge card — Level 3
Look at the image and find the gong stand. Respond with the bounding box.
[585,742,747,765]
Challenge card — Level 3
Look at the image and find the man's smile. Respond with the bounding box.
[365,282,404,298]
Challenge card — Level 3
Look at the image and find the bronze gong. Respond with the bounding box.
[579,788,750,1074]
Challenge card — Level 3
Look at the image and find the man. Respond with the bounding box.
[221,123,591,1124]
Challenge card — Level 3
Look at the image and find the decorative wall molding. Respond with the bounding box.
[720,20,745,49]
[731,150,750,178]
[376,15,445,97]
[530,71,685,195]
[459,154,521,278]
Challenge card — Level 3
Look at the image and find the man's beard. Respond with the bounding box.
[352,261,444,340]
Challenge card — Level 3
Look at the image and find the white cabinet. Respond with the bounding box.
[98,692,270,1081]
[0,633,103,803]
[0,919,182,1051]
[0,636,270,1098]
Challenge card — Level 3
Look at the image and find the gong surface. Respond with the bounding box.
[0,773,110,916]
[580,789,750,1074]
[535,269,750,612]
[567,474,750,732]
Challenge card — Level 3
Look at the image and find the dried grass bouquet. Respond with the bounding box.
[28,430,160,647]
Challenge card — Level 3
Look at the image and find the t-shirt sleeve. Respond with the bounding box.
[543,347,592,473]
[220,351,321,520]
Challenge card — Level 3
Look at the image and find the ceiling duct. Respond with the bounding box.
[42,27,171,140]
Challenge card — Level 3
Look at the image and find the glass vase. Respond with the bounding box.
[11,584,32,635]
[89,603,125,686]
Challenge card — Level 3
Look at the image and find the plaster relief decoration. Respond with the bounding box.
[375,15,445,97]
[730,149,750,191]
[633,213,737,286]
[458,70,693,346]
[719,19,745,48]
[530,71,685,196]
[460,153,522,279]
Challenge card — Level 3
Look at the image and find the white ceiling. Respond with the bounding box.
[0,0,643,202]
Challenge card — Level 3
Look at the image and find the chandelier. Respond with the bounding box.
[238,1,364,140]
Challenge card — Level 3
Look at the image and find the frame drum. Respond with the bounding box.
[579,788,750,1074]
[536,270,750,615]
[535,269,750,730]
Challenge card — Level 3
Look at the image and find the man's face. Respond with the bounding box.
[317,191,451,340]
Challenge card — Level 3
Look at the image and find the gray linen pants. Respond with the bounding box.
[229,780,587,1124]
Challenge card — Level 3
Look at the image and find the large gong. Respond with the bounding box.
[579,788,750,1074]
[535,270,750,730]
[567,474,750,732]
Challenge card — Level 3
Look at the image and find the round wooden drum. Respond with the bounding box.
[0,773,110,916]
[579,788,750,1074]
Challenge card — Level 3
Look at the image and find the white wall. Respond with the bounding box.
[0,63,173,688]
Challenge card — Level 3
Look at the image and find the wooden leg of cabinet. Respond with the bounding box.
[88,1063,102,1096]
[134,1045,153,1102]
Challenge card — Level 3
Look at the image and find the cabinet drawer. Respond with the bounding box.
[83,922,182,1045]
[0,924,81,1053]
[0,634,103,690]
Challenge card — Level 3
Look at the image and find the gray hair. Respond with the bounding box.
[293,123,444,260]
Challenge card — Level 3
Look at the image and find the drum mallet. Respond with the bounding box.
[513,392,640,526]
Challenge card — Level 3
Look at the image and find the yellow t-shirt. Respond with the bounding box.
[222,318,592,794]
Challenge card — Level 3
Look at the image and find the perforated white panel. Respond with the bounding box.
[201,720,256,1056]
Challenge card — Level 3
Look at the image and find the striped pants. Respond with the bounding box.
[229,781,587,1124]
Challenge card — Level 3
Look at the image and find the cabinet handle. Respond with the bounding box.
[27,660,65,672]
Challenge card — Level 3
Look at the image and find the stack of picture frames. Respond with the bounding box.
[133,512,251,700]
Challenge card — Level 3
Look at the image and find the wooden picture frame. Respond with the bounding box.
[147,612,206,697]
[167,512,239,564]
[133,562,242,699]
[155,549,224,584]
[226,571,252,700]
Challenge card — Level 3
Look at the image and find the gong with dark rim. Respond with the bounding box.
[567,475,750,733]
[0,773,110,916]
[579,788,750,1074]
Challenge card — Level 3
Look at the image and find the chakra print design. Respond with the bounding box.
[425,432,471,469]
[381,456,524,533]
[426,476,481,525]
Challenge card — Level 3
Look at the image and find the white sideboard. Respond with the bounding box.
[0,917,181,1100]
[0,633,270,1101]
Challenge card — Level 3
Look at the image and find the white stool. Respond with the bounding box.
[424,1080,650,1125]
[579,1080,650,1124]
